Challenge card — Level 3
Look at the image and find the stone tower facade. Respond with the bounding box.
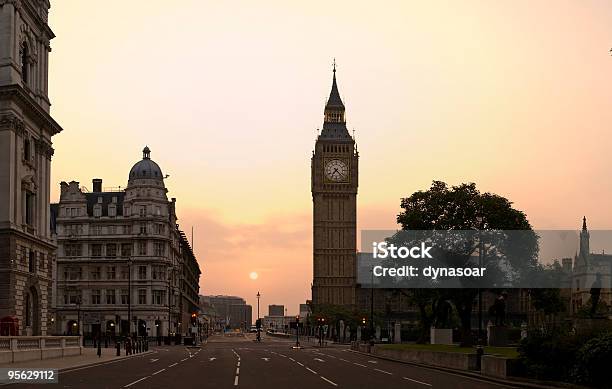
[0,0,63,335]
[311,65,359,308]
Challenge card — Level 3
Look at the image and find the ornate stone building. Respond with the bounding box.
[311,65,359,307]
[569,217,612,315]
[52,148,201,338]
[0,0,63,335]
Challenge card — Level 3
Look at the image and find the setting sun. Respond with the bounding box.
[249,272,259,280]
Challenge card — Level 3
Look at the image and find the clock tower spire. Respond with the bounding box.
[311,63,359,308]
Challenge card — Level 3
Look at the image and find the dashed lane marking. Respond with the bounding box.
[403,377,432,386]
[353,362,367,368]
[124,376,150,388]
[320,376,338,387]
[306,367,318,374]
[151,369,165,376]
[168,363,178,368]
[374,368,393,375]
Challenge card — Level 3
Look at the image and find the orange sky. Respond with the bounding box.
[47,1,612,315]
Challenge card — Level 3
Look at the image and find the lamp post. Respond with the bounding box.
[370,265,374,343]
[167,272,172,341]
[256,291,261,341]
[476,216,484,345]
[127,257,132,338]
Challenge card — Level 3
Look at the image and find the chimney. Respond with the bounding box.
[92,178,102,192]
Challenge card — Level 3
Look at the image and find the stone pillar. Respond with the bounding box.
[375,325,381,341]
[356,326,361,342]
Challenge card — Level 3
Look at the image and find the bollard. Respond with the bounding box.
[476,345,484,371]
[116,341,121,356]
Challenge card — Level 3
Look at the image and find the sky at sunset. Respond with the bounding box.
[46,1,612,316]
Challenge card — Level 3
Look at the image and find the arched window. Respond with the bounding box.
[21,42,29,83]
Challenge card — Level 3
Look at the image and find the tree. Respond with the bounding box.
[396,181,538,346]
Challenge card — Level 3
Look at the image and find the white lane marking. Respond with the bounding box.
[237,361,241,367]
[306,367,318,374]
[328,355,337,359]
[124,376,150,388]
[374,368,393,375]
[403,377,432,386]
[236,367,240,374]
[181,358,188,362]
[314,358,325,362]
[296,361,304,366]
[368,360,378,364]
[279,353,287,358]
[168,363,178,368]
[289,357,295,362]
[353,362,367,367]
[320,376,338,387]
[209,357,217,361]
[339,358,350,362]
[261,357,270,361]
[234,375,239,386]
[151,369,166,376]
[149,358,159,363]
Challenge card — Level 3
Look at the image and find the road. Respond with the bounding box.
[7,334,517,389]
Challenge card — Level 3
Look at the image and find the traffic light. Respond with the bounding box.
[362,317,366,325]
[190,313,197,326]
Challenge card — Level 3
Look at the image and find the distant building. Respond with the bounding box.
[204,295,251,329]
[0,0,64,336]
[299,304,311,319]
[230,304,252,329]
[262,315,294,332]
[268,304,284,317]
[51,148,201,339]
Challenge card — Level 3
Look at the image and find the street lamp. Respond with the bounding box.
[256,291,261,341]
[127,257,132,338]
[476,216,484,345]
[167,272,172,341]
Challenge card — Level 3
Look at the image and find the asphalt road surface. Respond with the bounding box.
[6,334,517,389]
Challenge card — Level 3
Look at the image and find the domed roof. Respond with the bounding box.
[128,146,164,183]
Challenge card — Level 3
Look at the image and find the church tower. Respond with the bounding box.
[311,64,359,308]
[0,0,63,335]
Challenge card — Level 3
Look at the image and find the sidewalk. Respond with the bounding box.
[0,346,153,371]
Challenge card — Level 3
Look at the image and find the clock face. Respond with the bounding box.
[325,159,349,182]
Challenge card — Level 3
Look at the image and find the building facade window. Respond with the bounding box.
[28,250,36,273]
[90,266,101,280]
[121,289,129,305]
[138,241,147,255]
[138,289,147,305]
[138,266,147,280]
[121,243,132,257]
[91,289,101,305]
[91,244,102,257]
[65,244,82,257]
[106,244,117,258]
[153,290,163,305]
[106,289,116,305]
[107,266,116,279]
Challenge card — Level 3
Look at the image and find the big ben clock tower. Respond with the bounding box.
[311,64,359,308]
